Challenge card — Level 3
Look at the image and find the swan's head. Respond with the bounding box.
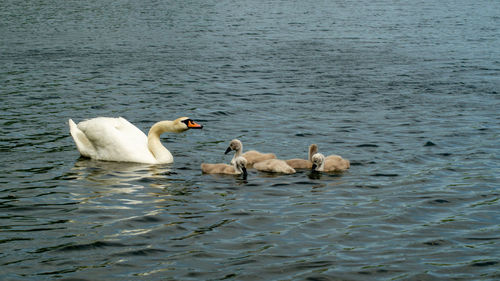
[225,139,242,154]
[177,117,203,131]
[311,153,325,171]
[149,117,203,137]
[233,156,248,177]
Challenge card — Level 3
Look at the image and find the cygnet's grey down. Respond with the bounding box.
[201,156,248,177]
[311,152,350,172]
[253,159,296,174]
[285,144,318,169]
[224,139,276,167]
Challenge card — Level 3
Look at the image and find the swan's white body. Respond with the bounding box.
[68,117,202,164]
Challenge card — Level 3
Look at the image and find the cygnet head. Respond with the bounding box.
[225,139,242,154]
[234,156,248,178]
[311,153,325,171]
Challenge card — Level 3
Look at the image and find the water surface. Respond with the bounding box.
[1,0,499,280]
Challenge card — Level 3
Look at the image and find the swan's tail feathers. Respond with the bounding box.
[68,119,94,158]
[68,119,77,132]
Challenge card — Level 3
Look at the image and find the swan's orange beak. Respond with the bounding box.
[187,120,203,129]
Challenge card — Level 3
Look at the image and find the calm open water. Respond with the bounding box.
[1,0,499,280]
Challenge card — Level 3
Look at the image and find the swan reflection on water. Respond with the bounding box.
[67,158,177,201]
[71,158,174,182]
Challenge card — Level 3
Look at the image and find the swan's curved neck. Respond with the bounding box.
[231,143,243,164]
[147,121,176,163]
[317,161,325,171]
[233,162,243,174]
[308,144,318,162]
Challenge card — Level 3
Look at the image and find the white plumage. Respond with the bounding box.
[69,117,202,164]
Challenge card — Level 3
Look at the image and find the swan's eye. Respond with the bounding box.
[183,119,203,129]
[182,119,194,126]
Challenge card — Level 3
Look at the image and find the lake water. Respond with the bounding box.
[1,0,499,280]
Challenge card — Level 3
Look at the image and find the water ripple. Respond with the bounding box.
[1,0,499,280]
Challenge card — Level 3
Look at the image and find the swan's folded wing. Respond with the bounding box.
[76,117,153,162]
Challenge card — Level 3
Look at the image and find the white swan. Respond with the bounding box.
[68,116,203,164]
[285,144,318,169]
[224,139,276,167]
[201,156,248,177]
[311,153,350,172]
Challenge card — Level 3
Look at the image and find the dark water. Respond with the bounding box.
[1,0,499,280]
